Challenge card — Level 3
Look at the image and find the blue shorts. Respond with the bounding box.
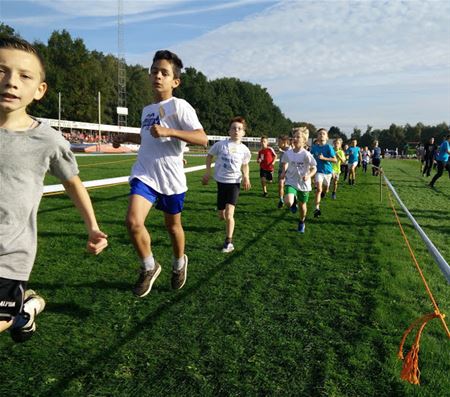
[129,178,185,215]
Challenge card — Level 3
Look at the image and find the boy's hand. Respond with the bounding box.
[280,172,286,180]
[86,230,108,255]
[201,174,210,185]
[151,124,171,138]
[302,175,310,182]
[318,154,326,160]
[242,177,251,191]
[112,134,124,148]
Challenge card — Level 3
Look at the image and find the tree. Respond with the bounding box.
[0,23,20,38]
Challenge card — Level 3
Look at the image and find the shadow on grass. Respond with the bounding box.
[39,193,129,215]
[45,302,93,320]
[42,210,290,396]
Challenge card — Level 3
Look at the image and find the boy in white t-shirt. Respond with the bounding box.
[114,50,207,297]
[202,117,251,253]
[280,127,317,233]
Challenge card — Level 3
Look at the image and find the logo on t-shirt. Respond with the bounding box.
[142,112,160,129]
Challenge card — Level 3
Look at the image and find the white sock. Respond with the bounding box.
[141,255,155,271]
[173,255,185,271]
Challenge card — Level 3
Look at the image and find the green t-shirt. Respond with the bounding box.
[332,149,345,173]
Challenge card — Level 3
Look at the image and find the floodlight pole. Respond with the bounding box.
[58,92,61,132]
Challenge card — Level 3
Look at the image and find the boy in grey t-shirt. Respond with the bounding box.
[0,37,108,342]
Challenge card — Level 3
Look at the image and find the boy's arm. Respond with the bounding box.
[336,151,346,163]
[241,163,251,191]
[319,153,337,162]
[62,176,108,255]
[280,161,288,179]
[151,125,208,147]
[113,133,141,146]
[202,154,214,185]
[305,165,317,180]
[271,150,278,166]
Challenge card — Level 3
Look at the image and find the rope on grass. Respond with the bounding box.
[382,170,450,385]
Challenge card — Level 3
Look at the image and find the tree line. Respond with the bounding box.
[1,23,448,148]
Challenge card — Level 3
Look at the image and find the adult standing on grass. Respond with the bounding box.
[429,135,450,189]
[310,128,336,217]
[280,127,317,233]
[257,135,277,197]
[422,137,437,177]
[113,50,207,297]
[346,139,362,185]
[202,117,251,253]
[0,37,108,343]
[371,140,382,176]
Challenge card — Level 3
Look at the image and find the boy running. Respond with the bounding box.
[0,37,108,342]
[346,139,362,185]
[331,138,346,200]
[277,134,291,208]
[280,127,317,233]
[257,135,277,197]
[202,117,251,253]
[310,128,336,217]
[429,135,450,188]
[371,140,382,176]
[113,50,207,297]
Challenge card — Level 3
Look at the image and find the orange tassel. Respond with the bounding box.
[397,312,440,385]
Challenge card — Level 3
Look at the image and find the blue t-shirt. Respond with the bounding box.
[347,146,361,163]
[436,140,450,162]
[372,147,381,159]
[311,144,335,174]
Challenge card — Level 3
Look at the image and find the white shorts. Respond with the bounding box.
[349,161,358,169]
[315,173,332,187]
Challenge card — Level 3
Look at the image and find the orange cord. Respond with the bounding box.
[384,172,449,384]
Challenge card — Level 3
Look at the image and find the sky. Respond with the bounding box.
[1,0,449,132]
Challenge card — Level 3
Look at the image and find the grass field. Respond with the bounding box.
[1,155,448,397]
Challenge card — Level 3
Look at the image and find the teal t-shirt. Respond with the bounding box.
[436,140,450,162]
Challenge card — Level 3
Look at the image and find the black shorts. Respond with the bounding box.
[372,158,381,167]
[217,182,240,210]
[260,169,273,181]
[0,277,27,322]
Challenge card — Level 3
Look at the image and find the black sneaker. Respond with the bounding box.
[277,199,284,209]
[313,208,321,218]
[290,203,298,214]
[133,263,161,297]
[297,222,305,233]
[263,192,268,198]
[171,255,188,290]
[10,290,46,343]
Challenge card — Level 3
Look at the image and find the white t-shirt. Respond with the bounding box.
[282,148,317,191]
[208,139,251,184]
[130,97,203,195]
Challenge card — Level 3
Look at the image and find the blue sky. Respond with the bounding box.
[1,0,449,132]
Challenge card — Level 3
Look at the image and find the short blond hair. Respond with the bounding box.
[292,126,309,141]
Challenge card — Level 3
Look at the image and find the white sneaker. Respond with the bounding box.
[10,290,46,343]
[222,242,235,253]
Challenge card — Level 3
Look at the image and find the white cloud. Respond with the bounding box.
[29,0,186,17]
[169,0,450,126]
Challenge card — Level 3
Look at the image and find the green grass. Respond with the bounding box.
[1,157,448,396]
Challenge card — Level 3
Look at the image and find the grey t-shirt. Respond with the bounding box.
[0,122,79,281]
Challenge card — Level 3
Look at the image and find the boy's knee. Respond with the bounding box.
[126,216,144,233]
[166,223,183,236]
